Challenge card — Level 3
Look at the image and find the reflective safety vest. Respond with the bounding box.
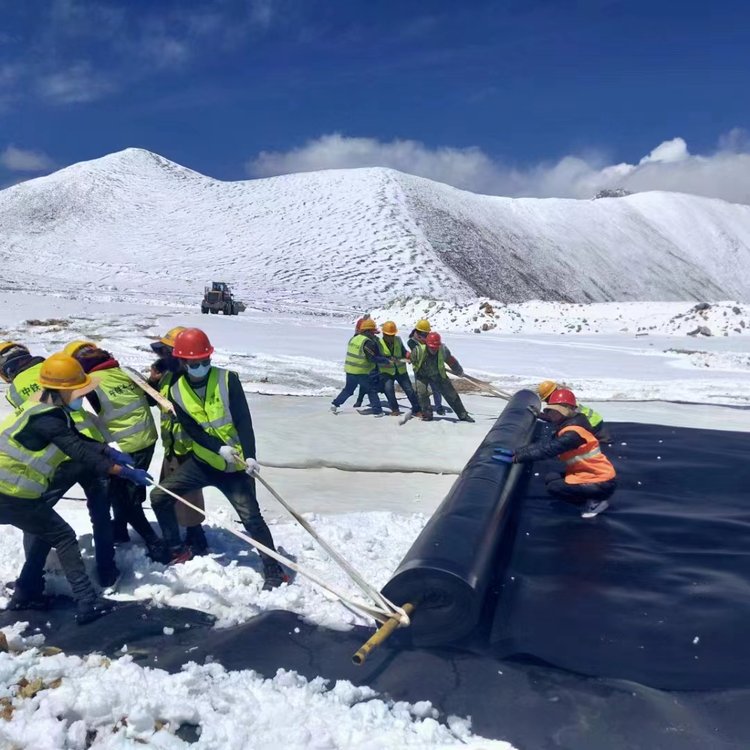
[8,362,106,443]
[0,402,68,499]
[94,368,158,453]
[378,337,407,376]
[159,371,191,457]
[411,343,447,378]
[170,367,244,472]
[558,424,616,485]
[344,335,375,375]
[578,404,603,429]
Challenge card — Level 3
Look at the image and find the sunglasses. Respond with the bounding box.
[186,358,211,369]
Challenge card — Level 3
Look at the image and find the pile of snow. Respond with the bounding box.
[2,149,750,308]
[371,298,750,337]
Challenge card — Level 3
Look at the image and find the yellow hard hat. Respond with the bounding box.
[63,340,97,358]
[0,341,30,383]
[537,380,558,400]
[381,321,398,336]
[0,341,20,355]
[159,326,187,348]
[39,354,97,396]
[415,319,431,333]
[359,319,378,332]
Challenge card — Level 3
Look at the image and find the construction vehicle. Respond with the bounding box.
[201,282,247,316]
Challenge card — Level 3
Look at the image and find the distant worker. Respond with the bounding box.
[149,328,288,588]
[1,341,120,587]
[537,380,606,436]
[410,332,475,422]
[352,314,380,409]
[407,319,445,414]
[377,322,420,416]
[148,327,208,555]
[495,388,616,517]
[331,319,390,417]
[68,341,167,563]
[0,354,150,622]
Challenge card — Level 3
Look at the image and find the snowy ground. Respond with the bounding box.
[1,291,749,748]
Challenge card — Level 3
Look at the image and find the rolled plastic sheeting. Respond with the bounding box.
[381,389,539,646]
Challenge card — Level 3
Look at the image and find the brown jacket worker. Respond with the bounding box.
[410,332,475,422]
[1,341,120,586]
[494,388,616,517]
[147,327,208,555]
[148,328,287,588]
[67,341,168,563]
[0,355,151,623]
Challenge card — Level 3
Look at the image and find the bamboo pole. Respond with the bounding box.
[352,603,415,665]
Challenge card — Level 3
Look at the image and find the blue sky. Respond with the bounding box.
[1,0,750,200]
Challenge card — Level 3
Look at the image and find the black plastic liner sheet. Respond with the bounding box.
[491,421,750,691]
[381,389,539,645]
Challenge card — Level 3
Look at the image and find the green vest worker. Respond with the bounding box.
[147,326,208,555]
[148,328,287,588]
[410,332,475,422]
[377,322,421,416]
[537,380,606,436]
[0,354,151,623]
[70,344,167,561]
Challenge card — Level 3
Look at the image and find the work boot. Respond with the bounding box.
[185,525,209,556]
[459,414,476,423]
[389,410,402,417]
[167,546,194,566]
[435,406,446,416]
[353,399,363,409]
[262,561,289,591]
[581,499,610,518]
[146,540,172,564]
[76,596,116,626]
[421,411,434,421]
[8,587,51,611]
[97,566,121,590]
[330,404,339,414]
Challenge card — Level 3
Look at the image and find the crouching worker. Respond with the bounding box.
[494,388,616,517]
[537,380,607,438]
[0,354,152,623]
[149,328,288,589]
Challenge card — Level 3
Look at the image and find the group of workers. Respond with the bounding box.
[332,316,475,422]
[0,318,617,625]
[0,327,286,624]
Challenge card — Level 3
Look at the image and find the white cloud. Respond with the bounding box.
[248,131,750,205]
[0,145,55,172]
[36,62,114,104]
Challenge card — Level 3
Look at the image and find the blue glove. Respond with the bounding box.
[105,446,135,466]
[494,447,514,457]
[118,466,153,487]
[492,453,514,464]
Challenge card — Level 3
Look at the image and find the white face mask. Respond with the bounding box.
[68,396,84,411]
[186,362,211,380]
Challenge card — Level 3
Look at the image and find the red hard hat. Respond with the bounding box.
[425,332,441,350]
[172,328,214,360]
[547,388,577,408]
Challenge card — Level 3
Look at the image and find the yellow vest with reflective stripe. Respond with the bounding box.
[377,337,407,375]
[159,371,191,457]
[8,362,106,443]
[170,367,244,472]
[411,343,447,378]
[578,404,603,429]
[0,402,68,499]
[344,335,375,375]
[94,368,158,453]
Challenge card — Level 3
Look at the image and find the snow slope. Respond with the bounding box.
[1,148,750,307]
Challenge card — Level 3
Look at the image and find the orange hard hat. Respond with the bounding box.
[381,321,398,336]
[358,319,378,332]
[39,354,97,396]
[548,388,577,408]
[172,328,214,360]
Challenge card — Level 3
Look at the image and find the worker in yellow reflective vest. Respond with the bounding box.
[67,342,168,563]
[147,327,208,555]
[377,321,420,416]
[0,354,151,623]
[149,328,287,588]
[330,319,390,416]
[1,341,121,586]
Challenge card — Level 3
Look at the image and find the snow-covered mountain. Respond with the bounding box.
[1,148,750,307]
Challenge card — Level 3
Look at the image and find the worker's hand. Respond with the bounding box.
[245,458,261,476]
[117,466,153,487]
[105,446,135,466]
[219,445,242,470]
[405,351,411,361]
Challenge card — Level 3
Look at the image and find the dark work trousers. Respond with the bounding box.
[0,492,96,602]
[23,460,117,587]
[354,371,381,408]
[149,456,278,563]
[110,443,159,545]
[381,372,421,413]
[544,472,617,504]
[332,373,382,414]
[415,376,466,418]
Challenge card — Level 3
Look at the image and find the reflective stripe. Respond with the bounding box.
[7,383,21,407]
[108,419,154,442]
[99,401,142,421]
[0,467,45,495]
[0,436,56,475]
[564,446,602,465]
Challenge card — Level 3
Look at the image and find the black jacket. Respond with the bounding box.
[15,407,112,475]
[514,413,593,464]
[170,370,256,460]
